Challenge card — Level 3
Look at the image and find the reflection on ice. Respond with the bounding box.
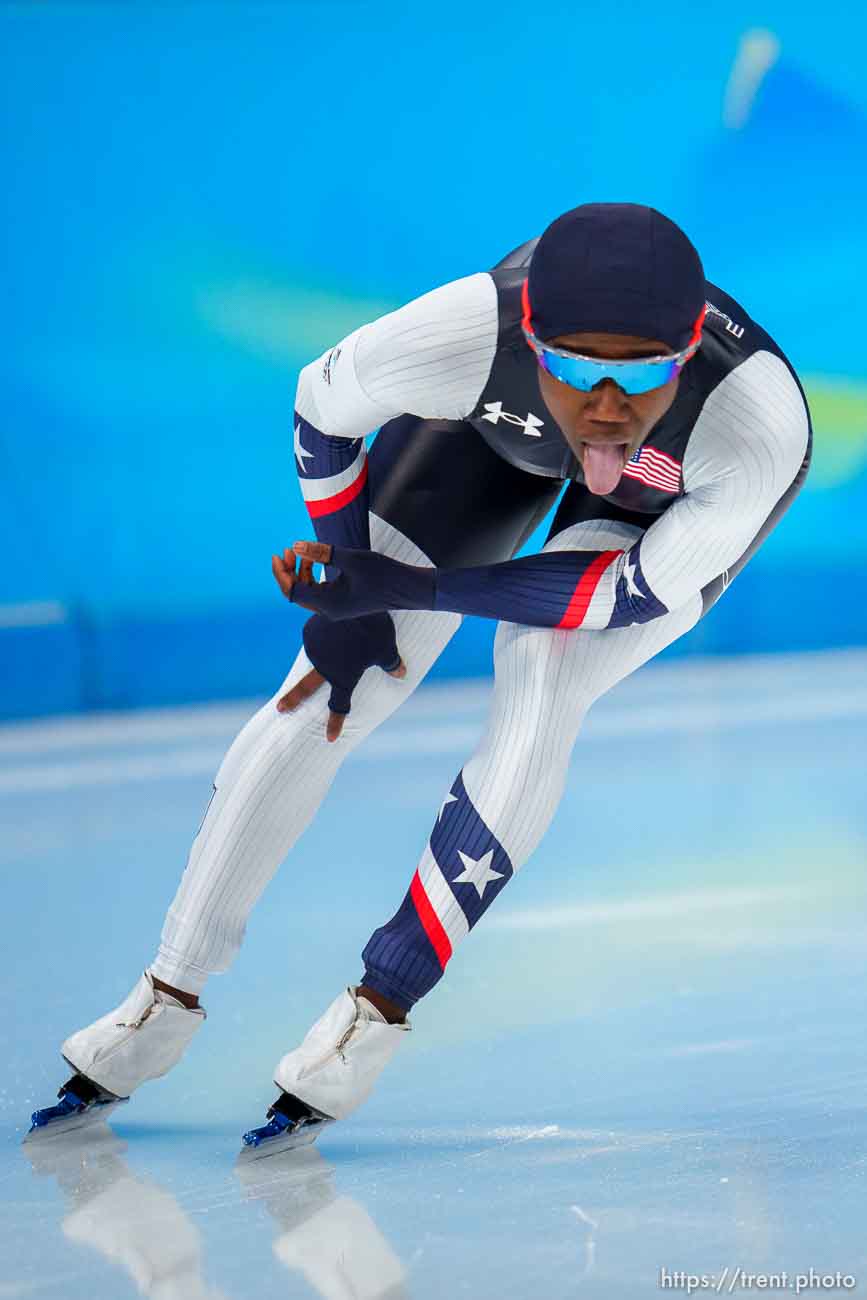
[22,1126,410,1300]
[236,1146,409,1300]
[23,1126,227,1300]
[569,1205,599,1285]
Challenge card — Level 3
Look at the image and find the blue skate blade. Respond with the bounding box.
[24,1096,129,1142]
[237,1117,331,1163]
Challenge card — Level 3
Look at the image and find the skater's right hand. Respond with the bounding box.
[277,612,406,742]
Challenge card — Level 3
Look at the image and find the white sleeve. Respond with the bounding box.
[639,350,810,606]
[294,272,499,438]
[571,349,811,629]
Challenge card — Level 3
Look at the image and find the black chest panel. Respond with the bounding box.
[466,237,803,518]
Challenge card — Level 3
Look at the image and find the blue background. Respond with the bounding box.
[2,1,866,718]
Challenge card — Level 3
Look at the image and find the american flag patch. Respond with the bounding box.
[621,446,682,494]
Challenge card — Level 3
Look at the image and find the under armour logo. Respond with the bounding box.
[481,401,544,437]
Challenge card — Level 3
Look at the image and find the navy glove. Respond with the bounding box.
[291,547,436,621]
[302,612,402,715]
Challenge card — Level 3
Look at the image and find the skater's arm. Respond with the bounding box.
[292,271,497,555]
[282,438,405,736]
[276,542,646,629]
[287,415,381,734]
[293,415,373,555]
[294,272,498,439]
[277,355,810,630]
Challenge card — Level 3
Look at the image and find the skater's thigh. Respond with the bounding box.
[368,415,562,568]
[516,482,697,706]
[531,452,813,711]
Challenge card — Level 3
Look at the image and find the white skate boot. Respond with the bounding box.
[240,988,410,1158]
[28,972,206,1138]
[63,971,206,1097]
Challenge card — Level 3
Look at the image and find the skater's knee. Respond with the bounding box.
[496,626,589,731]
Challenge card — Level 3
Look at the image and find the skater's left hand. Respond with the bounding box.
[270,542,326,609]
[271,542,436,620]
[278,612,406,741]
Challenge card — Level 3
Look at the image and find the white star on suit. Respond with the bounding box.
[453,849,504,900]
[294,421,314,472]
[438,792,458,821]
[623,556,645,600]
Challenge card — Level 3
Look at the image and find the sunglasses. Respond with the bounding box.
[522,283,705,396]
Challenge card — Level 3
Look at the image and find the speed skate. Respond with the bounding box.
[25,972,204,1143]
[241,987,409,1159]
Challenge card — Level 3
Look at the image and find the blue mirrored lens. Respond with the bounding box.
[538,350,680,395]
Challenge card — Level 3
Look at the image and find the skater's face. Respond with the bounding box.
[537,332,681,495]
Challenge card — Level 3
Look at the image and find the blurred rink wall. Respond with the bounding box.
[2,2,865,720]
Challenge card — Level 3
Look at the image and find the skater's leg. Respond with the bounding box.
[360,519,703,1010]
[150,592,461,995]
[351,445,818,1013]
[152,596,459,995]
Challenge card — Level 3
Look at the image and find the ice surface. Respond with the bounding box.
[2,650,866,1298]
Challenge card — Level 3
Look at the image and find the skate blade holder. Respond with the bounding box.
[238,1108,332,1163]
[236,1119,331,1163]
[24,1096,129,1143]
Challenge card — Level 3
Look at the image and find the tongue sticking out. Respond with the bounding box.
[581,442,628,495]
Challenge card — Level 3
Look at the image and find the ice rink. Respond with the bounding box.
[3,648,866,1299]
